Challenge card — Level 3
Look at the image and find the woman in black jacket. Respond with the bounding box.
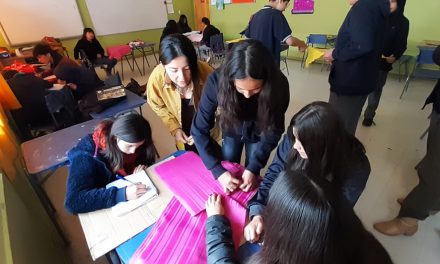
[245,101,370,243]
[374,45,440,236]
[191,39,289,194]
[74,28,117,76]
[205,170,392,264]
[177,14,192,33]
[160,20,179,42]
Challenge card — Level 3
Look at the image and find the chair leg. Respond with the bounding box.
[285,60,289,75]
[400,75,412,99]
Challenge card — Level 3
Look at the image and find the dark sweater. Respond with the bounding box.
[205,214,392,264]
[177,23,192,34]
[64,135,126,214]
[74,38,105,61]
[8,73,52,127]
[330,0,390,96]
[423,45,440,114]
[191,69,289,178]
[248,135,370,218]
[381,1,409,72]
[202,25,221,47]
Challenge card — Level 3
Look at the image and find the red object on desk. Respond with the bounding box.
[107,45,132,60]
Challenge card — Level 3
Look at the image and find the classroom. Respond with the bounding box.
[0,0,439,263]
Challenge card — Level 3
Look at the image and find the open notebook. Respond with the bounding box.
[106,170,158,216]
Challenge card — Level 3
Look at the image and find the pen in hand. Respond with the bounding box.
[116,175,137,185]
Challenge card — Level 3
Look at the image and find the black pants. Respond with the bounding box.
[329,91,368,135]
[93,57,117,75]
[364,71,389,120]
[399,110,440,220]
[222,137,259,167]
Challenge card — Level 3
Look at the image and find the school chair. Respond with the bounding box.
[104,72,123,87]
[280,44,290,75]
[301,34,329,70]
[400,47,440,99]
[45,87,81,129]
[208,34,226,66]
[397,55,413,82]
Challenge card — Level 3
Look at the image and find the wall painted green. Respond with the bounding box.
[210,0,440,58]
[0,0,195,56]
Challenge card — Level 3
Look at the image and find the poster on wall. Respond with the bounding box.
[232,0,255,3]
[291,0,314,14]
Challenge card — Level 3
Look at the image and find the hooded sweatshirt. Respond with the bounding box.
[381,0,409,71]
[330,0,390,96]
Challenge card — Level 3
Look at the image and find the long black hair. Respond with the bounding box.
[285,101,366,185]
[103,113,156,172]
[178,14,189,26]
[249,170,379,264]
[217,39,283,132]
[159,34,202,105]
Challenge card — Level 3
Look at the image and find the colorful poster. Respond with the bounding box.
[292,0,314,14]
[232,0,255,3]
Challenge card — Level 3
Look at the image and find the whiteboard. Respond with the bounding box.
[0,0,84,46]
[86,0,168,36]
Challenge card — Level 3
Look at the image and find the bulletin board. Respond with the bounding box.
[292,0,315,14]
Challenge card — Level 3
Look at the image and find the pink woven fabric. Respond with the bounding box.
[130,152,257,264]
[106,45,132,59]
[154,152,251,216]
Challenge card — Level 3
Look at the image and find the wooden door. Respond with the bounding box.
[193,0,210,31]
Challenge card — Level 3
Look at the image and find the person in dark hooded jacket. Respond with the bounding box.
[363,0,409,126]
[323,0,390,135]
[160,20,179,42]
[374,45,440,237]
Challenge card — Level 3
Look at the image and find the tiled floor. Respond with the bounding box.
[43,57,440,263]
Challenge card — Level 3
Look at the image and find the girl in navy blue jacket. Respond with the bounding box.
[64,113,157,214]
[191,39,290,194]
[245,102,370,243]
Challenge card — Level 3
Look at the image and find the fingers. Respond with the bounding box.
[135,184,148,197]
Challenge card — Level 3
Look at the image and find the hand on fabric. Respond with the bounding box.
[385,55,396,64]
[133,164,147,174]
[218,171,242,194]
[173,128,189,144]
[205,193,225,217]
[239,170,257,192]
[125,183,148,200]
[244,215,264,243]
[323,48,335,62]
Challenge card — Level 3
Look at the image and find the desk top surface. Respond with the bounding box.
[21,118,102,175]
[89,89,146,119]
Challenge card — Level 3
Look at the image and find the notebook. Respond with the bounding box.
[106,170,158,216]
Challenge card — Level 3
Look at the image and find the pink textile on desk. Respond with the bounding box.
[130,194,248,264]
[187,33,203,43]
[154,152,253,216]
[106,45,132,59]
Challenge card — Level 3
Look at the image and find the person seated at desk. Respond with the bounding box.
[74,28,117,76]
[160,20,179,42]
[245,102,370,242]
[147,34,219,151]
[1,69,52,139]
[177,14,192,34]
[33,43,64,77]
[54,58,104,100]
[64,113,157,214]
[205,170,392,264]
[201,17,221,48]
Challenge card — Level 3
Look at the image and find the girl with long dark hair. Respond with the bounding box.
[192,39,290,194]
[205,170,392,264]
[64,113,157,214]
[73,28,117,75]
[245,101,370,242]
[147,34,218,151]
[177,14,192,33]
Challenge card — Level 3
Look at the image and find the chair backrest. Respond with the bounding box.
[104,73,122,88]
[307,34,328,47]
[210,34,225,54]
[45,87,79,129]
[417,48,437,65]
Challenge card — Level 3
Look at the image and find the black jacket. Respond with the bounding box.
[247,135,370,218]
[381,0,409,71]
[177,22,192,34]
[74,38,105,61]
[423,45,440,114]
[191,69,289,178]
[8,73,52,127]
[205,214,392,264]
[202,25,221,47]
[330,0,390,96]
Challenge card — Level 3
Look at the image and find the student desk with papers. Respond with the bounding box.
[89,89,146,119]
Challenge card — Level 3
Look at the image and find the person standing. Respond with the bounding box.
[373,45,440,236]
[324,0,390,135]
[244,0,307,65]
[363,0,409,126]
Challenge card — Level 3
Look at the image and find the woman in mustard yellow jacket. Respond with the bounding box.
[147,34,218,151]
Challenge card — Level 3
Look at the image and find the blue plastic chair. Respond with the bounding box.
[400,46,440,99]
[301,34,330,69]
